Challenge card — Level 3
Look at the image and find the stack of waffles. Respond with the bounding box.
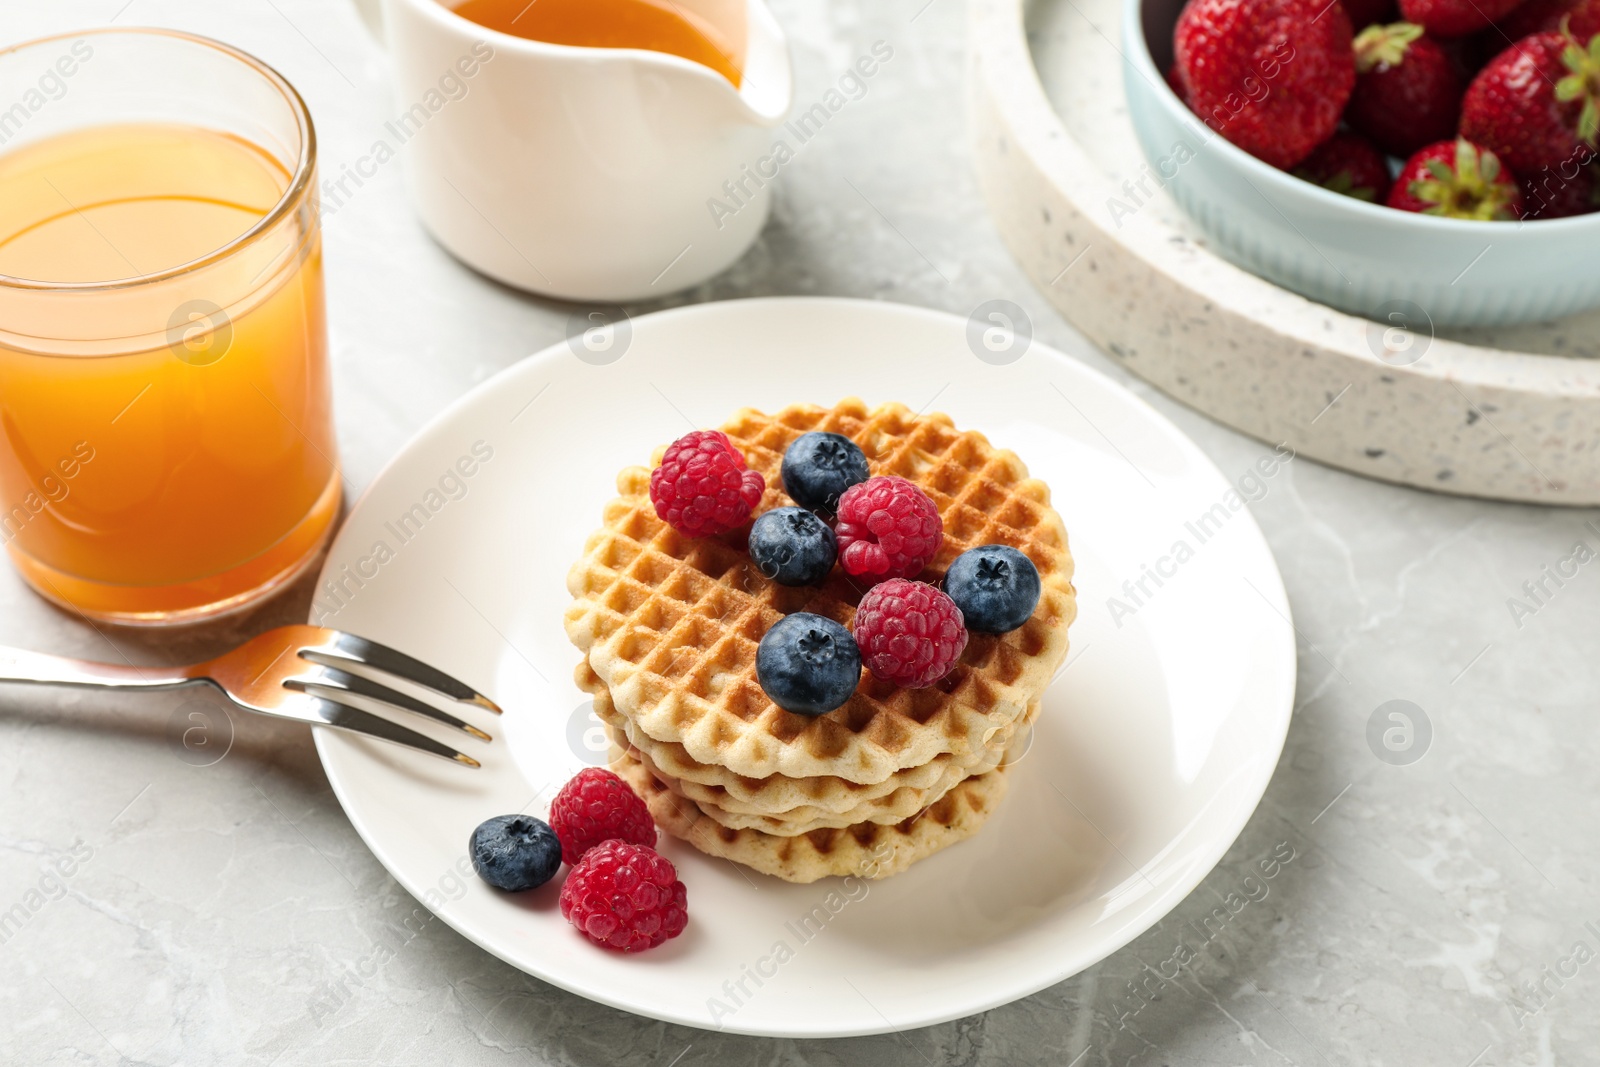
[564,399,1076,883]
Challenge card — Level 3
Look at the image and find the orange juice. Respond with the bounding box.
[0,121,338,622]
[452,0,743,87]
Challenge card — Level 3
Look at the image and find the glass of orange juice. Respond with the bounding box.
[0,29,339,625]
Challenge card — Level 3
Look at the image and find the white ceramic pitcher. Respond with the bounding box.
[355,0,792,301]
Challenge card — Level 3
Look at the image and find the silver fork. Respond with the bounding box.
[0,625,499,766]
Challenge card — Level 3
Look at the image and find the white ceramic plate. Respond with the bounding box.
[312,297,1296,1038]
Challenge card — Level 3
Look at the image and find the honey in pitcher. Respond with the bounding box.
[451,0,743,87]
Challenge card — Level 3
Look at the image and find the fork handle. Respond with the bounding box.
[0,645,196,692]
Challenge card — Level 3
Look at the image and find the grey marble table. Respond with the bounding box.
[3,1,1598,1064]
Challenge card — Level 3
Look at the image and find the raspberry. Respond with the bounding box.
[548,768,656,866]
[649,430,765,538]
[852,579,968,688]
[559,839,688,952]
[833,476,942,582]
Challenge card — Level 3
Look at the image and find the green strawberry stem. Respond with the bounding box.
[1557,25,1600,144]
[1408,139,1520,220]
[1304,169,1377,201]
[1353,22,1423,74]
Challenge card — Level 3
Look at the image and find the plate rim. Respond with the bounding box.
[313,295,1297,1037]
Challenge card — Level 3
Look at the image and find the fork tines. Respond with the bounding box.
[311,632,503,714]
[301,631,503,767]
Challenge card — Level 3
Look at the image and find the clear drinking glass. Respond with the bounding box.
[0,28,339,625]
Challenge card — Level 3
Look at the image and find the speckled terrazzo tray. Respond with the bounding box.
[970,0,1600,505]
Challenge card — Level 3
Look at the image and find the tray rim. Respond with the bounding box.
[968,0,1600,505]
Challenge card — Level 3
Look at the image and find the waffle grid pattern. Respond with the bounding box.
[564,399,1077,786]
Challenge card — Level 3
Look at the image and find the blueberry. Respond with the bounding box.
[469,814,562,892]
[945,545,1041,634]
[781,432,870,515]
[749,506,837,585]
[756,613,861,715]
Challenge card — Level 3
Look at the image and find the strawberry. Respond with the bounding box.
[1495,0,1600,39]
[1173,0,1356,169]
[1346,22,1465,156]
[1292,132,1395,200]
[1386,138,1524,217]
[1459,30,1600,177]
[1399,0,1527,36]
[1566,0,1600,35]
[1341,0,1401,29]
[1520,154,1600,216]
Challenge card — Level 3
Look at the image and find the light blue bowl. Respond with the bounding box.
[1122,0,1600,327]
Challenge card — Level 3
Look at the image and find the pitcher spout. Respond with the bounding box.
[656,0,790,125]
[734,0,793,127]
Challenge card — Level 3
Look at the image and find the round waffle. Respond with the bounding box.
[607,699,1041,836]
[611,747,1013,883]
[610,726,942,833]
[577,659,998,818]
[564,399,1076,785]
